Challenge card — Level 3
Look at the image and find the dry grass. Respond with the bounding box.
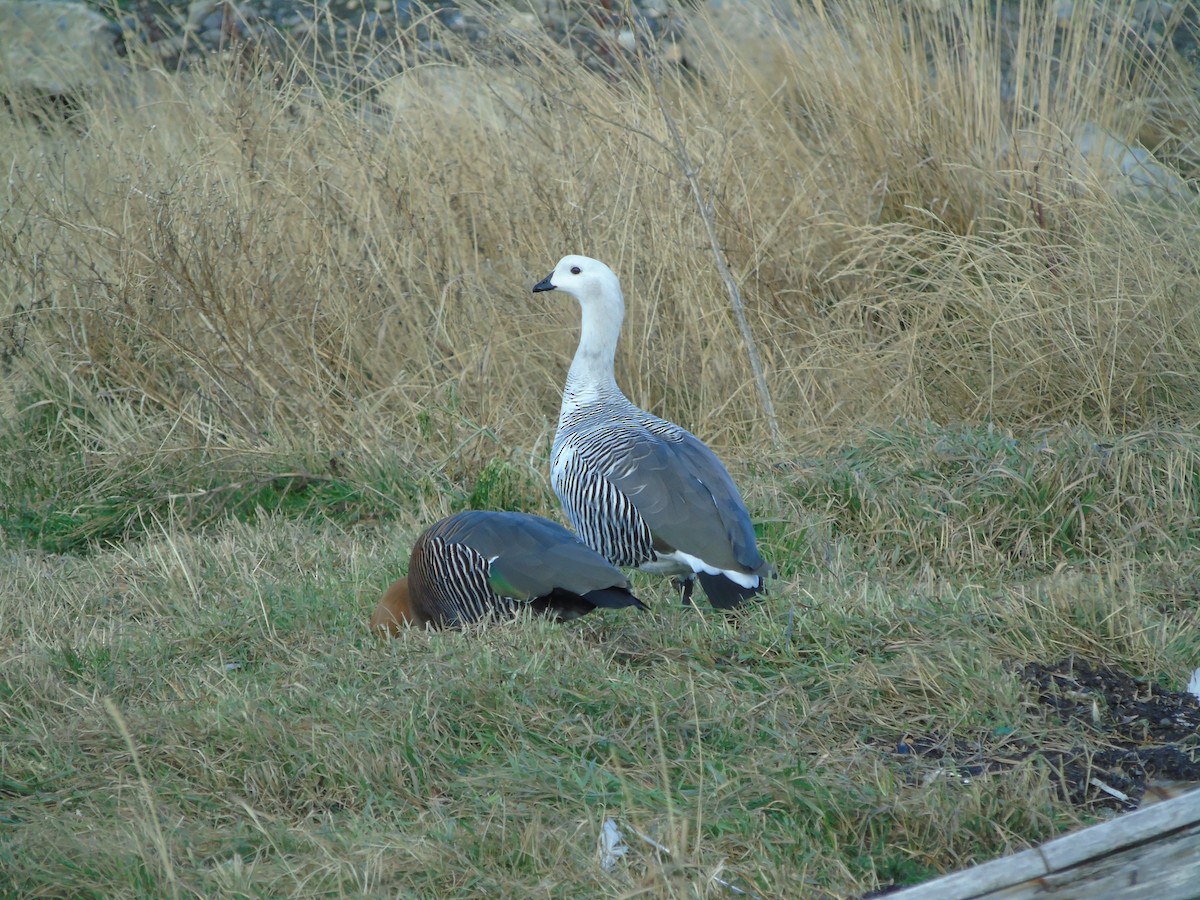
[2,0,1200,896]
[2,0,1198,460]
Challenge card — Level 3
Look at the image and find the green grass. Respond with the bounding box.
[782,422,1200,577]
[0,539,1086,896]
[0,393,428,553]
[3,420,1198,897]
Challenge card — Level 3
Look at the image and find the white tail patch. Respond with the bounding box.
[653,549,760,589]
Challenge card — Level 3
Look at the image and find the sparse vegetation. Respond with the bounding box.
[2,1,1199,897]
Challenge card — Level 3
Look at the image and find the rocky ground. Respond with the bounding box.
[3,0,1199,187]
[110,0,1200,82]
[110,0,686,86]
[7,1,1197,105]
[0,0,691,113]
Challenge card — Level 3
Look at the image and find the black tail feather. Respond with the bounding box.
[531,586,647,621]
[696,572,765,610]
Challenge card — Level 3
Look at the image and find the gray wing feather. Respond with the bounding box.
[440,510,631,600]
[592,425,765,574]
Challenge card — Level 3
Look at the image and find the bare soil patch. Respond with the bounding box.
[890,658,1200,813]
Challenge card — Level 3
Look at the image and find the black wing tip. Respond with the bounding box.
[582,585,649,611]
[695,571,767,610]
[537,586,647,619]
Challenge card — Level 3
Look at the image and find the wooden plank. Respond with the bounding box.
[984,823,1200,899]
[882,846,1051,900]
[1038,790,1200,871]
[883,790,1200,900]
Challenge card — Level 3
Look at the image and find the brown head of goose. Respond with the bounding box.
[370,509,646,633]
[532,255,772,609]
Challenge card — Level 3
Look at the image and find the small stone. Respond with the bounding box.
[1133,1,1175,26]
[1054,0,1076,29]
[187,0,222,29]
[150,34,186,58]
[502,11,539,33]
[437,8,464,29]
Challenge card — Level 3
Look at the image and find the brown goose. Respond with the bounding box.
[369,509,646,634]
[533,255,773,610]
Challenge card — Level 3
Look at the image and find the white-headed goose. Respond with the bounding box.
[532,255,772,610]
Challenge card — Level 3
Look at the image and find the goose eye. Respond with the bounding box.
[570,266,581,275]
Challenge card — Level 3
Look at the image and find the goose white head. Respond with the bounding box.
[533,255,627,401]
[532,256,624,316]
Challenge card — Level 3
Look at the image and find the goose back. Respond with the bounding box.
[553,400,765,576]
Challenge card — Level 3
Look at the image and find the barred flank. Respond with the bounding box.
[552,392,685,569]
[409,535,520,627]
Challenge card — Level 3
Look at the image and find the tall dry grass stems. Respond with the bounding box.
[1,0,1198,481]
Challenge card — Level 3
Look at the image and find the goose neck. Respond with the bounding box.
[568,291,623,386]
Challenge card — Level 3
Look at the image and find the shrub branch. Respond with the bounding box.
[638,35,782,445]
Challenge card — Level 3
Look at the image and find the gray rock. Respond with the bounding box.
[376,63,538,135]
[187,0,224,30]
[678,0,831,82]
[1071,122,1188,197]
[0,0,123,98]
[1003,123,1188,200]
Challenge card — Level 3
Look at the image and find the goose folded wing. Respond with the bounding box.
[451,512,632,600]
[597,428,766,575]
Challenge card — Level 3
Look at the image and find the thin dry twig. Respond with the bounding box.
[634,27,782,445]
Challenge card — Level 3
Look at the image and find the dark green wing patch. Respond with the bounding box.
[486,561,534,601]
